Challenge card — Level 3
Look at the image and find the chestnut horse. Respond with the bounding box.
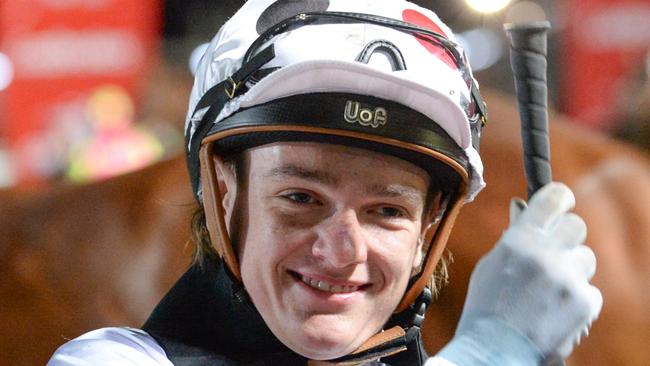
[0,157,193,364]
[1,90,648,365]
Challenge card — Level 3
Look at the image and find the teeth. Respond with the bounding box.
[300,275,358,293]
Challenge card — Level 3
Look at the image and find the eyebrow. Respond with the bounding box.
[265,165,338,186]
[367,184,426,206]
[265,165,425,205]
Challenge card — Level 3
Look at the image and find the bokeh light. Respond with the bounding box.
[456,28,503,71]
[465,0,512,14]
[0,52,14,91]
[505,1,547,24]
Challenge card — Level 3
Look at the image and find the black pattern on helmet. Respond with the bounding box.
[256,0,330,34]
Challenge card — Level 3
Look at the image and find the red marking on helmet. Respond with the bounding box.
[402,9,456,69]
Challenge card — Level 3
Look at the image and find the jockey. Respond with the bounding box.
[48,0,602,365]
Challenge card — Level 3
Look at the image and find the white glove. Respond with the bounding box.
[433,182,603,366]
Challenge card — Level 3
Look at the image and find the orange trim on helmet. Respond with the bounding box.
[199,145,242,281]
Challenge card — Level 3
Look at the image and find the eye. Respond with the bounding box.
[283,192,317,204]
[375,206,406,218]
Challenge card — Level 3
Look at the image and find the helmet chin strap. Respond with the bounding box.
[199,142,468,363]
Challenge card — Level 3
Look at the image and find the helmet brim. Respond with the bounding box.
[205,92,470,196]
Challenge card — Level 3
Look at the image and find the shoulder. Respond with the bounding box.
[47,327,173,366]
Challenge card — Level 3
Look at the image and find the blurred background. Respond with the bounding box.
[0,0,648,187]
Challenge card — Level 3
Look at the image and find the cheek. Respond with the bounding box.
[239,221,287,317]
[239,206,313,276]
[371,230,421,283]
[238,202,279,291]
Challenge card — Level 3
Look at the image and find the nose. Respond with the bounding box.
[312,209,368,268]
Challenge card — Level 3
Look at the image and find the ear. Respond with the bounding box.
[212,155,238,233]
[422,191,443,232]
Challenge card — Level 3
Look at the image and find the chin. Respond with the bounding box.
[295,342,353,362]
[289,321,363,361]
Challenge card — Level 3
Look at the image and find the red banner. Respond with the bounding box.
[0,0,161,181]
[560,0,650,130]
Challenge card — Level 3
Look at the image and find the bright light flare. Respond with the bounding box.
[506,1,547,24]
[456,28,503,71]
[465,0,512,13]
[0,52,14,91]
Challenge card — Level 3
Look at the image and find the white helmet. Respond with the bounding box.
[185,0,488,342]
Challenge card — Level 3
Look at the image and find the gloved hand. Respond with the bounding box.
[429,182,603,366]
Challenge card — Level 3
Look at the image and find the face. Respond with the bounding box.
[215,142,432,360]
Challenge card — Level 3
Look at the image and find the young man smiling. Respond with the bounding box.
[48,0,602,365]
[225,143,434,360]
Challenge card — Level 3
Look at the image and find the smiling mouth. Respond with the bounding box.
[289,271,368,294]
